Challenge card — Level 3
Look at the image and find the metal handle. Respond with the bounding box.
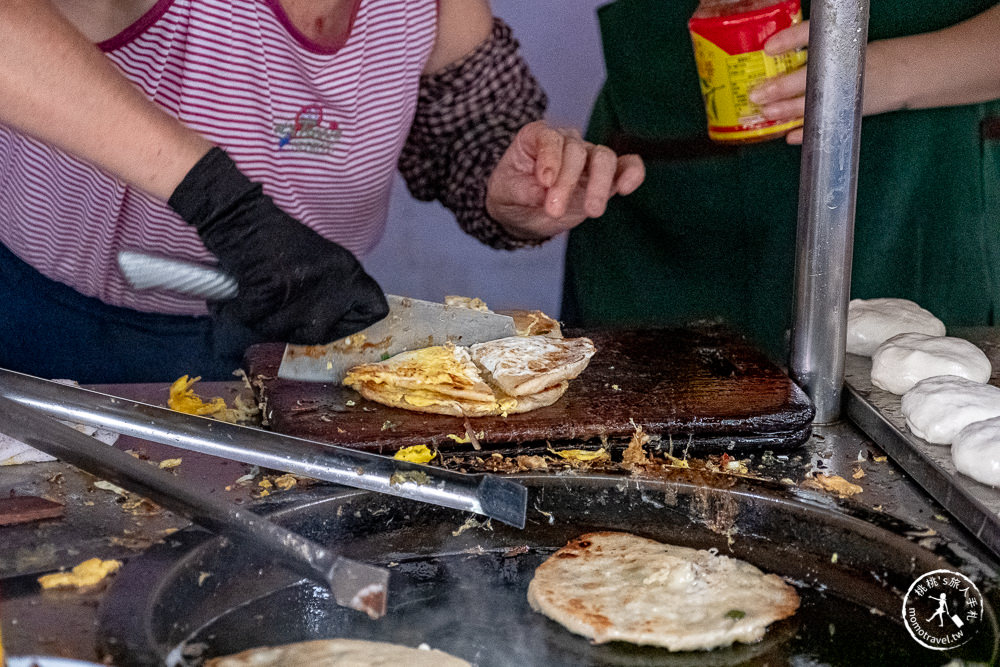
[0,368,527,528]
[789,0,870,423]
[0,394,388,618]
[117,250,238,300]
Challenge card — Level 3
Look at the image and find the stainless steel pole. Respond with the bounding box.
[789,0,870,423]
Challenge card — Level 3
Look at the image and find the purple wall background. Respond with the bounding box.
[363,1,608,315]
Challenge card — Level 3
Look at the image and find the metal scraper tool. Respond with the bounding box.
[0,393,389,618]
[117,251,518,382]
[0,367,529,529]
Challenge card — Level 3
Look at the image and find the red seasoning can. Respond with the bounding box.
[689,0,807,144]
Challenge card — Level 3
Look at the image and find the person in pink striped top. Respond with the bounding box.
[0,0,645,383]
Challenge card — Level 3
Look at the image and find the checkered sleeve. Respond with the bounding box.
[398,18,549,250]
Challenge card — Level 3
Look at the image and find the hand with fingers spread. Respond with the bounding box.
[485,120,645,240]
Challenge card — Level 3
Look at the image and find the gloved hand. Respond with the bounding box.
[168,147,388,344]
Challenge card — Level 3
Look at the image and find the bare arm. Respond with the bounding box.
[864,4,1000,115]
[423,0,494,75]
[752,5,1000,143]
[0,0,211,200]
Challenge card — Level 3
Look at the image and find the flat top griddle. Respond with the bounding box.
[243,327,814,455]
[98,476,999,666]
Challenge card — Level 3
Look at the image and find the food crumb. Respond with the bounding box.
[158,458,182,470]
[168,375,229,419]
[389,471,431,486]
[451,516,492,537]
[394,445,436,464]
[273,474,297,491]
[549,447,608,462]
[38,558,121,590]
[521,455,551,470]
[801,473,863,498]
[622,424,652,469]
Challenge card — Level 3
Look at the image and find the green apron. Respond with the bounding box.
[563,0,1000,362]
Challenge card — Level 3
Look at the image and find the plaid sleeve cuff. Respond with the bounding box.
[399,18,549,250]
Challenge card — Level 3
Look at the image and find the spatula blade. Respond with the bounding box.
[329,556,391,619]
[277,295,517,383]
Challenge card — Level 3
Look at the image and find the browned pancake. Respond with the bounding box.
[527,532,800,651]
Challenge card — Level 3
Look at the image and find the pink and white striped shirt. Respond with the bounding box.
[0,0,437,315]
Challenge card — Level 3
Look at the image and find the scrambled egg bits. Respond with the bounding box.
[168,375,228,417]
[38,557,121,590]
[393,445,436,464]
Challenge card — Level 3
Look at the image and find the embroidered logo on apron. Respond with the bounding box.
[275,104,342,153]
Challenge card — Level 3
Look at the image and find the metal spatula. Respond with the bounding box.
[0,394,389,619]
[116,251,518,382]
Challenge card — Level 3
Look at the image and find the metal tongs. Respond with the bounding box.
[0,392,389,619]
[0,368,529,617]
[0,368,527,527]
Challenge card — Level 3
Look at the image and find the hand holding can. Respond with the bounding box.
[689,0,807,144]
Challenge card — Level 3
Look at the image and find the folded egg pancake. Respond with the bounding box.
[343,345,497,416]
[470,336,595,397]
[342,335,595,417]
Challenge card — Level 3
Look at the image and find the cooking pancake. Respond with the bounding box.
[205,638,471,666]
[470,335,595,397]
[343,345,497,416]
[527,532,800,651]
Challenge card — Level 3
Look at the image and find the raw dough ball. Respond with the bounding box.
[846,298,945,357]
[870,333,991,395]
[952,417,1000,486]
[901,376,1000,444]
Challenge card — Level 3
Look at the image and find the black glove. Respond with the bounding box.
[168,147,388,344]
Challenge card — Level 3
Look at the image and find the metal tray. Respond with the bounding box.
[845,328,1000,559]
[98,476,999,666]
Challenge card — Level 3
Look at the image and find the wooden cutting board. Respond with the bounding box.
[243,326,814,455]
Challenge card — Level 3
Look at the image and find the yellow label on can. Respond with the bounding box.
[691,32,807,141]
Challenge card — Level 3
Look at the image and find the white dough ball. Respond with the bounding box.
[952,416,1000,487]
[900,375,1000,444]
[846,298,945,357]
[870,333,991,395]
